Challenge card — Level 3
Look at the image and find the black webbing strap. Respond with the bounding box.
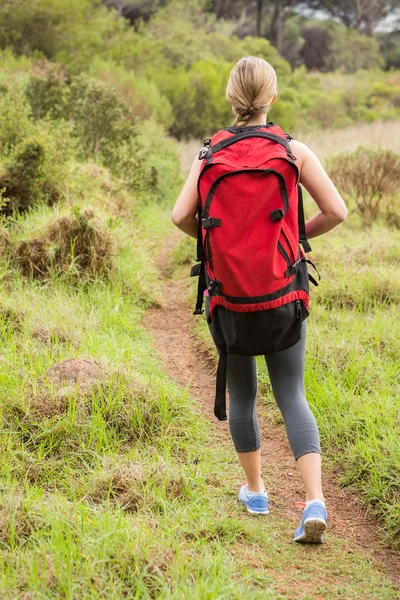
[205,131,293,164]
[191,205,207,315]
[214,352,228,421]
[192,262,206,314]
[297,185,312,253]
[305,259,321,287]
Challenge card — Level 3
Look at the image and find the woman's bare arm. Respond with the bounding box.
[171,156,202,239]
[291,140,348,239]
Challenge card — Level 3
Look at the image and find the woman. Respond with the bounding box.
[171,57,347,543]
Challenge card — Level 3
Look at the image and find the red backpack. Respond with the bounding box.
[191,124,319,421]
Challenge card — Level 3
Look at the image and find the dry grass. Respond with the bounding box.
[296,120,400,160]
[14,207,114,280]
[0,301,23,330]
[177,120,400,170]
[81,163,132,216]
[83,459,191,513]
[327,146,400,226]
[177,138,204,173]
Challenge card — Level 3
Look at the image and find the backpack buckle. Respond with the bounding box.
[190,263,202,277]
[202,217,221,228]
[198,139,212,160]
[270,208,285,222]
[284,259,302,278]
[208,280,222,295]
[201,217,221,229]
[198,147,208,160]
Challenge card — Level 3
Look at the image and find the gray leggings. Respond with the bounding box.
[206,301,321,460]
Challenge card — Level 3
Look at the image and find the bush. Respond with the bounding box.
[110,119,182,202]
[88,59,173,130]
[14,206,115,281]
[327,147,400,226]
[0,0,133,74]
[324,26,384,73]
[69,74,134,162]
[25,60,70,121]
[0,83,34,156]
[0,122,76,215]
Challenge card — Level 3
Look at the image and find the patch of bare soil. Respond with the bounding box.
[144,235,400,587]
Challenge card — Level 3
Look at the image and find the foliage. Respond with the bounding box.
[88,58,174,129]
[0,0,135,74]
[324,26,385,73]
[156,60,233,139]
[300,21,331,71]
[110,119,182,201]
[327,146,400,226]
[0,83,34,155]
[0,123,76,215]
[378,30,400,70]
[69,75,134,162]
[306,0,400,35]
[25,60,70,121]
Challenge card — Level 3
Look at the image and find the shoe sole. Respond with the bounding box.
[294,518,326,543]
[245,506,269,515]
[238,499,269,515]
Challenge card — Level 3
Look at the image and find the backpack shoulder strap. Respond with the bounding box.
[297,184,312,254]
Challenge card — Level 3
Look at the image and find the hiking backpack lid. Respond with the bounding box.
[190,124,320,421]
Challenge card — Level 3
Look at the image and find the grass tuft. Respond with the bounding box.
[13,207,114,281]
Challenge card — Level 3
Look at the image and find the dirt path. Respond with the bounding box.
[144,235,400,589]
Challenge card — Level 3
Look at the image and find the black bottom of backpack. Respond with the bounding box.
[211,299,308,356]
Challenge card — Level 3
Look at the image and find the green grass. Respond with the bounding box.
[1,199,398,598]
[175,217,400,550]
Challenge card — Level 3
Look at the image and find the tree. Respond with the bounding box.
[307,1,400,35]
[267,0,299,53]
[324,25,384,71]
[300,23,330,70]
[256,0,264,36]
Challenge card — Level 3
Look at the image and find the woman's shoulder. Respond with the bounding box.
[289,140,319,171]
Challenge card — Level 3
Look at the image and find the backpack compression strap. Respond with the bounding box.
[215,351,228,421]
[190,204,207,315]
[297,185,322,286]
[297,185,312,253]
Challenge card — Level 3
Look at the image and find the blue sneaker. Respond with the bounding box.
[238,481,269,515]
[294,500,327,543]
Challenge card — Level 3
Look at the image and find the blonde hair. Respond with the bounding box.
[226,56,277,127]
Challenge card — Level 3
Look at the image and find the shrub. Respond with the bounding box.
[0,122,76,215]
[69,74,134,162]
[0,137,45,214]
[110,119,182,202]
[327,147,400,226]
[324,26,384,73]
[25,60,70,120]
[14,206,115,281]
[88,59,173,130]
[160,60,233,139]
[0,83,34,156]
[0,0,133,74]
